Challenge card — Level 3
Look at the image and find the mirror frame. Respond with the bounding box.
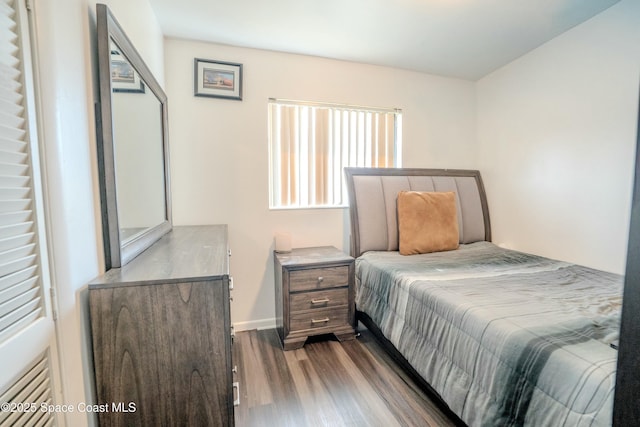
[96,3,172,269]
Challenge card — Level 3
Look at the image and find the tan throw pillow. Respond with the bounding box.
[397,191,460,255]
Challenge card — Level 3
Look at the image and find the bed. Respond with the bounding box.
[344,167,623,427]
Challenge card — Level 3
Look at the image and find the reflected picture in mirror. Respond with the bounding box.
[96,4,172,269]
[110,46,145,93]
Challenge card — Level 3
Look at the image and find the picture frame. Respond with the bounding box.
[194,58,243,100]
[110,49,145,93]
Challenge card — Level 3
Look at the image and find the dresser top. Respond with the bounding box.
[275,246,353,267]
[90,225,229,288]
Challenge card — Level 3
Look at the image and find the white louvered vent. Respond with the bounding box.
[0,354,55,427]
[0,0,44,345]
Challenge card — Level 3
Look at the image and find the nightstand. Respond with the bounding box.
[274,246,356,350]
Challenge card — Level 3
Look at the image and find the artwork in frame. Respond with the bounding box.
[194,58,243,100]
[110,48,145,93]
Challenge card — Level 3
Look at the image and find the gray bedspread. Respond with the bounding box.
[356,242,622,427]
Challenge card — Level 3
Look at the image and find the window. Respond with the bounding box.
[268,99,402,209]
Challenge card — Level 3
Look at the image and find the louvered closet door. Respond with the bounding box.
[0,1,60,426]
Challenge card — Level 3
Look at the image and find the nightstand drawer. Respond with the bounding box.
[290,266,349,292]
[290,306,349,332]
[290,288,348,313]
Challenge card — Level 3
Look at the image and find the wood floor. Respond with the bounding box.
[233,327,458,427]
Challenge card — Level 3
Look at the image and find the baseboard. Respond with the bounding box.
[233,318,276,332]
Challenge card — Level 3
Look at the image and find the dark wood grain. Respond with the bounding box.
[233,328,459,427]
[289,306,349,331]
[90,279,232,426]
[89,224,233,426]
[289,288,348,312]
[274,247,356,350]
[289,266,349,292]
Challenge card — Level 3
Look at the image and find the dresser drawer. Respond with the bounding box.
[289,266,349,292]
[290,288,348,313]
[290,306,349,332]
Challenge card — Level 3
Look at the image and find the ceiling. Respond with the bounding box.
[148,0,620,81]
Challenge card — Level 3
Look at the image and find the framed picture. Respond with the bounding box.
[194,58,243,100]
[110,49,145,93]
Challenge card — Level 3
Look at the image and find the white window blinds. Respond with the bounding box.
[269,100,402,208]
[0,0,45,344]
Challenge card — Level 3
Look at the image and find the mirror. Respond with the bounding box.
[96,4,172,269]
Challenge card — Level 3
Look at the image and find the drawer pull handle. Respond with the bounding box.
[311,317,330,324]
[317,276,324,283]
[311,298,330,305]
[233,381,240,406]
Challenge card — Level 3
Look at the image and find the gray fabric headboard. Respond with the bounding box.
[345,168,492,258]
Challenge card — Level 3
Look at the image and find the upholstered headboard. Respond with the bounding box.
[345,168,491,258]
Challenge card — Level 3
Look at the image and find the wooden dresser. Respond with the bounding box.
[89,225,236,426]
[274,246,356,350]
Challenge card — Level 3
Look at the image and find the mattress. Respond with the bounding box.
[356,242,623,427]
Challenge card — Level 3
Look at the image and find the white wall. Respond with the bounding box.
[32,0,163,425]
[164,39,477,328]
[477,0,640,274]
